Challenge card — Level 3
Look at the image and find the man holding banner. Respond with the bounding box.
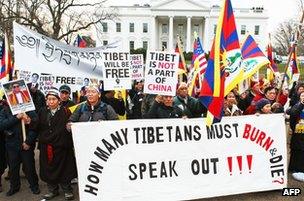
[0,102,39,196]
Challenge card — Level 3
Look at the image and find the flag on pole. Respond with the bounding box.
[199,0,240,125]
[188,35,207,96]
[241,34,270,80]
[267,35,279,74]
[286,46,300,86]
[175,43,187,76]
[0,34,12,82]
[74,34,87,48]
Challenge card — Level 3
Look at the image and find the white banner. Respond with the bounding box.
[102,52,131,90]
[13,22,120,92]
[143,51,179,96]
[71,114,287,201]
[130,54,144,80]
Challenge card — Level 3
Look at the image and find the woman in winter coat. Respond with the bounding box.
[223,91,242,116]
[37,88,77,200]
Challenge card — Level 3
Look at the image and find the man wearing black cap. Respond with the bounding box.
[59,85,75,109]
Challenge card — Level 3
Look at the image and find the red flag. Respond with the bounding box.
[0,34,13,81]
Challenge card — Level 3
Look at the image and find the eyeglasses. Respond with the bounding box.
[13,85,19,88]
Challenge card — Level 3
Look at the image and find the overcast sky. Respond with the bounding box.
[106,0,300,32]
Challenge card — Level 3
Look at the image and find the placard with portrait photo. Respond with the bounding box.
[2,79,36,115]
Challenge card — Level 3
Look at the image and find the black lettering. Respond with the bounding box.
[232,123,239,137]
[191,160,199,175]
[139,163,147,179]
[134,127,140,144]
[156,126,164,142]
[166,126,173,142]
[129,164,137,180]
[94,146,110,162]
[87,174,99,184]
[149,162,157,178]
[193,125,201,141]
[102,139,116,154]
[211,158,219,174]
[206,125,216,139]
[169,160,178,177]
[175,127,183,142]
[84,185,98,196]
[184,125,192,141]
[224,124,232,138]
[89,161,103,174]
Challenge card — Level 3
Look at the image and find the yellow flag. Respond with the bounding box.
[114,90,127,120]
[69,101,85,113]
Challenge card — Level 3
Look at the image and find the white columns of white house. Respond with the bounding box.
[186,16,192,52]
[203,16,210,51]
[150,15,156,50]
[168,16,174,51]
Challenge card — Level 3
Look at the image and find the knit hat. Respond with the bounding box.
[256,98,271,111]
[86,85,100,93]
[46,88,60,99]
[59,84,71,94]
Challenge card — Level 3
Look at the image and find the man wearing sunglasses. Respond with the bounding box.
[8,83,31,106]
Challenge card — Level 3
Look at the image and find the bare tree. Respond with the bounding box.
[0,0,117,44]
[273,0,304,55]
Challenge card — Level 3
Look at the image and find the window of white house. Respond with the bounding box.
[194,24,199,34]
[241,25,246,35]
[102,22,108,32]
[116,23,121,32]
[143,41,148,49]
[129,41,135,50]
[143,23,148,33]
[103,40,108,46]
[129,23,135,33]
[178,24,183,36]
[254,25,260,35]
[162,41,167,50]
[162,24,168,34]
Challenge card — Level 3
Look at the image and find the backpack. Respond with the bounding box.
[78,102,108,120]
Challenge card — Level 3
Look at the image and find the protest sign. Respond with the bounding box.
[71,114,287,201]
[130,54,144,80]
[13,22,121,91]
[2,79,35,115]
[102,52,131,90]
[143,51,179,96]
[18,70,99,94]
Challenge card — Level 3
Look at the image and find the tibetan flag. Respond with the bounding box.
[241,34,270,80]
[175,43,187,75]
[286,47,300,85]
[200,0,240,125]
[74,34,87,48]
[217,0,242,96]
[0,34,12,81]
[267,42,278,73]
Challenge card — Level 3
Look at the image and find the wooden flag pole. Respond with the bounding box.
[21,115,26,143]
[276,10,304,102]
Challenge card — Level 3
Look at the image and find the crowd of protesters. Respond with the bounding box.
[0,76,304,200]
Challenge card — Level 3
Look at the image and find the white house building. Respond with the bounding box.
[97,0,268,53]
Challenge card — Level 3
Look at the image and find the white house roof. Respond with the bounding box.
[152,0,210,10]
